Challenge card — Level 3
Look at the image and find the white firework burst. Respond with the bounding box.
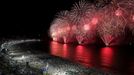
[50,10,76,43]
[70,0,96,26]
[97,1,127,46]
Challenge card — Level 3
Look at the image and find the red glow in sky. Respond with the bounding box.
[132,15,134,22]
[115,9,122,17]
[58,29,62,34]
[83,24,90,31]
[76,36,84,44]
[52,37,58,41]
[63,36,67,43]
[91,17,98,25]
[72,25,76,30]
[66,26,71,31]
[52,32,57,37]
[102,35,114,46]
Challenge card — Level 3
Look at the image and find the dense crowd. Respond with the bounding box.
[0,39,115,75]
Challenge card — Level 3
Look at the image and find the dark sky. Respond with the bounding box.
[1,0,95,38]
[1,0,77,37]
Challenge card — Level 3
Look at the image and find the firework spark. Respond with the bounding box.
[50,11,76,43]
[49,0,134,46]
[97,0,128,46]
[70,0,99,44]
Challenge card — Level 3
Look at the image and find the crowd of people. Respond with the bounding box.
[0,39,114,75]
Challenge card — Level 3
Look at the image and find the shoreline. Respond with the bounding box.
[0,39,116,75]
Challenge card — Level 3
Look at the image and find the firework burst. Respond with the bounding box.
[49,19,63,42]
[70,0,96,25]
[120,0,134,35]
[97,0,131,46]
[114,0,134,43]
[50,11,76,43]
[70,0,100,44]
[97,14,126,46]
[49,0,134,46]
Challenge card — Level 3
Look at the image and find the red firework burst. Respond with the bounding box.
[49,0,134,46]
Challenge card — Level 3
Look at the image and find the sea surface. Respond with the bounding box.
[0,38,134,75]
[48,41,134,74]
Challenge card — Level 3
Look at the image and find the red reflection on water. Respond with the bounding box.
[49,41,133,74]
[50,41,72,59]
[50,42,115,69]
[75,45,92,67]
[50,41,63,56]
[100,47,114,71]
[75,45,84,56]
[50,41,93,67]
[62,44,68,58]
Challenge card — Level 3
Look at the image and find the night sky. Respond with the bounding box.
[1,0,85,38]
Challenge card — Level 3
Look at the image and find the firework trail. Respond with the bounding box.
[112,0,134,43]
[97,0,129,46]
[75,27,97,45]
[50,11,76,43]
[50,18,63,42]
[71,0,99,44]
[49,0,134,46]
[97,14,126,46]
[119,0,134,35]
[94,0,111,8]
[57,11,77,43]
[70,0,96,26]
